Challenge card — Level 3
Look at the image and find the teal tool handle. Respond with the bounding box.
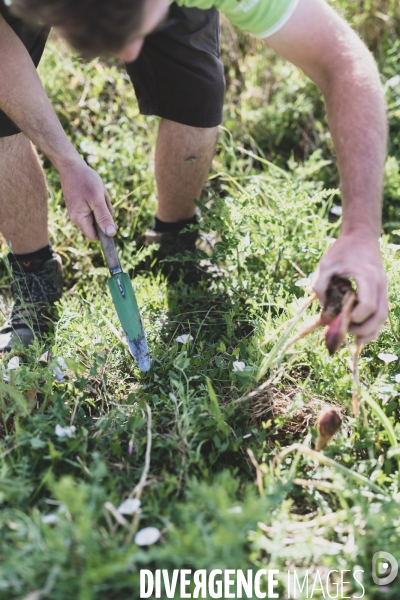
[95,222,121,274]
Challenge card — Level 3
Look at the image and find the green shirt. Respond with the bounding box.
[175,0,299,38]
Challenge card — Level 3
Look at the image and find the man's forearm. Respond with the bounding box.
[267,0,387,241]
[0,16,116,240]
[321,42,386,240]
[0,15,80,170]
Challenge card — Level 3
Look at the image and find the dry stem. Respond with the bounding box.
[351,343,363,416]
[126,401,153,543]
[247,448,265,497]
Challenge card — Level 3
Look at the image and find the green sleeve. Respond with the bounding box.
[174,0,299,38]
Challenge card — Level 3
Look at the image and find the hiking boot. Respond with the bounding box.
[0,253,63,352]
[141,218,202,283]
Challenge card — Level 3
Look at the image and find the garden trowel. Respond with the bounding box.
[96,224,151,372]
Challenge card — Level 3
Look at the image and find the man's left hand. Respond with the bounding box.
[312,233,388,344]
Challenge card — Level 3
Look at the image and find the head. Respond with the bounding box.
[10,0,169,61]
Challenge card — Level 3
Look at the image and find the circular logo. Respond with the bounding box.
[372,552,399,586]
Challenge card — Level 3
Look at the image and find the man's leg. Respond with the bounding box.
[0,11,60,351]
[126,3,224,227]
[155,119,218,223]
[0,133,62,352]
[0,133,49,253]
[126,4,224,278]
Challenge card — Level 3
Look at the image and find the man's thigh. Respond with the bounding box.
[0,2,49,137]
[125,3,225,128]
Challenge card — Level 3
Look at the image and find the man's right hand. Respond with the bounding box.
[58,158,116,240]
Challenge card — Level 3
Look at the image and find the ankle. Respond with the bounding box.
[152,215,198,234]
[8,245,53,272]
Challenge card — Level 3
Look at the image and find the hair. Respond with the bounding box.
[10,0,146,58]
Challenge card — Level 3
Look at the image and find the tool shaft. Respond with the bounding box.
[95,223,121,273]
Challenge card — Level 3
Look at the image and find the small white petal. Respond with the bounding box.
[57,357,67,369]
[386,75,400,89]
[294,278,311,287]
[395,374,400,384]
[117,498,141,515]
[134,527,161,546]
[378,353,398,364]
[227,506,243,514]
[39,351,50,362]
[3,374,10,383]
[55,424,76,438]
[176,334,193,344]
[387,244,400,252]
[42,514,58,524]
[55,425,66,437]
[233,361,246,372]
[325,237,337,247]
[243,433,252,439]
[54,367,66,382]
[330,205,343,216]
[7,356,19,370]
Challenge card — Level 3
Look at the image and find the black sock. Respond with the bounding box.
[8,244,53,271]
[152,215,198,234]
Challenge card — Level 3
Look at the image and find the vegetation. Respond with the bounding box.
[0,1,399,597]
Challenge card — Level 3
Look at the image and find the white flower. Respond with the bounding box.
[42,514,58,525]
[57,357,67,369]
[55,424,76,439]
[243,433,252,439]
[39,351,50,362]
[227,506,243,514]
[385,75,400,89]
[294,278,311,288]
[330,205,343,216]
[54,367,65,382]
[394,374,400,384]
[117,498,141,515]
[7,356,19,370]
[134,527,161,546]
[378,353,398,364]
[308,271,316,282]
[233,361,246,372]
[4,356,19,380]
[176,334,193,344]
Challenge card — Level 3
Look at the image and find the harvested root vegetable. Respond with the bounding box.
[321,276,358,355]
[286,276,358,356]
[325,290,357,355]
[315,409,342,450]
[320,276,353,325]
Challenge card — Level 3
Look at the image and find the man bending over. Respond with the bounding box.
[0,0,388,352]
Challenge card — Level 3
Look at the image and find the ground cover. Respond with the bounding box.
[0,2,399,598]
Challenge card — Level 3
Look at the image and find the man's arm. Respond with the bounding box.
[267,0,387,344]
[0,14,116,239]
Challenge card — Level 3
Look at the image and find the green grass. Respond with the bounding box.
[0,3,399,598]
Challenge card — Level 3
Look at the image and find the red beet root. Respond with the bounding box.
[325,311,344,356]
[315,409,342,450]
[325,291,357,355]
[320,276,354,325]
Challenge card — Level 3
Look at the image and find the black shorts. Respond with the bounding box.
[0,2,225,138]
